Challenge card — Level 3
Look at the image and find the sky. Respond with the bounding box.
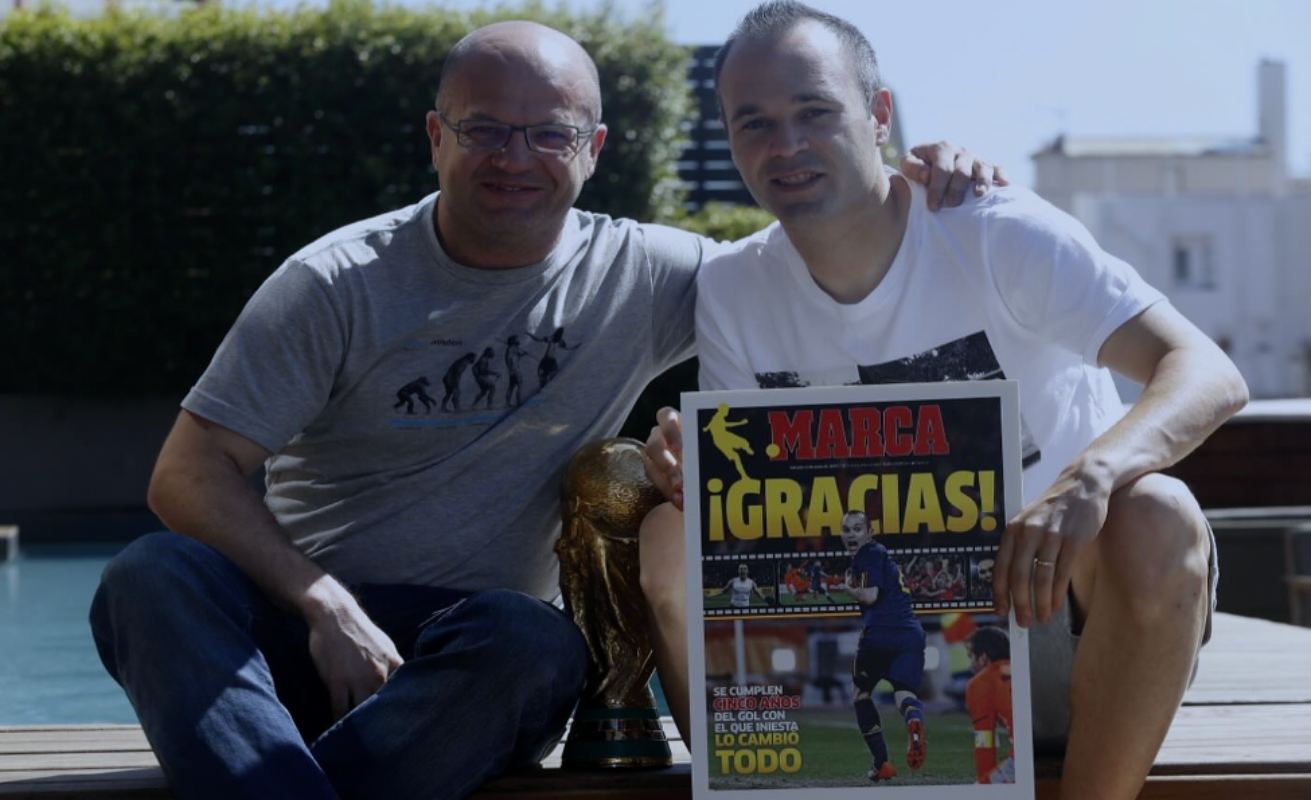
[390,0,1311,187]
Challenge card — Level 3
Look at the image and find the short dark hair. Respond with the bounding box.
[968,626,1010,662]
[713,1,881,109]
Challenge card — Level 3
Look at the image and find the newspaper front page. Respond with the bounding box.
[682,381,1034,799]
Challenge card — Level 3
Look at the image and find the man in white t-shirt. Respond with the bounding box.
[717,563,769,608]
[638,3,1247,798]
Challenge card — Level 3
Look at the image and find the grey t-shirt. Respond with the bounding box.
[182,193,704,599]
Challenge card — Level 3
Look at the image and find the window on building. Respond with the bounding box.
[1171,235,1215,290]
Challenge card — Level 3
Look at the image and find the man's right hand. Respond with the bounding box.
[643,406,684,510]
[302,578,404,721]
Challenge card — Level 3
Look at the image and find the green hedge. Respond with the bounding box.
[673,202,775,243]
[0,1,691,393]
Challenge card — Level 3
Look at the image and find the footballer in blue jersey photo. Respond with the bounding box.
[842,510,929,782]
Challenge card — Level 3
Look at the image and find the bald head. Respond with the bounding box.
[437,21,602,125]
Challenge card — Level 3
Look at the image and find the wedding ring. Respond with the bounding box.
[1034,558,1057,569]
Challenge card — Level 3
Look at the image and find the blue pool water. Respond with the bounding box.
[0,544,136,724]
[0,543,669,723]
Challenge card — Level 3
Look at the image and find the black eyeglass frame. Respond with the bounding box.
[436,112,598,157]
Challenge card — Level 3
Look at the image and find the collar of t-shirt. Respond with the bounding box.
[417,192,589,286]
[768,169,926,322]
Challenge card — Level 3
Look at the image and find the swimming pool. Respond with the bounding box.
[1,543,669,724]
[0,544,136,724]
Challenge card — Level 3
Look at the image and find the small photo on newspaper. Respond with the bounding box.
[681,381,1034,799]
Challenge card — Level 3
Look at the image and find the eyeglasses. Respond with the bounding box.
[437,113,595,157]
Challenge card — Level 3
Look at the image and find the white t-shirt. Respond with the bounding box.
[728,577,757,607]
[696,176,1165,502]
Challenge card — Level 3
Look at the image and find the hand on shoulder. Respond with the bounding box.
[899,141,1009,211]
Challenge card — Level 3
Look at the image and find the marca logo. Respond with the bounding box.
[765,405,950,461]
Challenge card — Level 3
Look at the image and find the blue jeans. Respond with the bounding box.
[89,532,588,800]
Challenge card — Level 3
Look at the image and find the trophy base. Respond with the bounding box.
[561,706,673,769]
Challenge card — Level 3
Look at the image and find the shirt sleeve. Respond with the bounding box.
[983,191,1166,366]
[864,549,887,591]
[181,259,346,453]
[848,551,865,587]
[639,224,711,371]
[882,557,903,594]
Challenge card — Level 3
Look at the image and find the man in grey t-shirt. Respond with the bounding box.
[88,19,1001,800]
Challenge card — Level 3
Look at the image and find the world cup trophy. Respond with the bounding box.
[556,438,672,768]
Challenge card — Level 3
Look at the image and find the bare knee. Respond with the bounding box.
[639,501,685,616]
[1098,474,1209,620]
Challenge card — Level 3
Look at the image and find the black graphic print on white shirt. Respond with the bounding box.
[754,331,1042,469]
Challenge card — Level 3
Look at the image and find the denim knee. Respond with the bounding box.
[432,589,589,694]
[90,532,248,665]
[94,533,178,622]
[95,531,225,608]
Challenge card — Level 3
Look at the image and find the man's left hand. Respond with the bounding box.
[900,141,1009,211]
[992,459,1112,628]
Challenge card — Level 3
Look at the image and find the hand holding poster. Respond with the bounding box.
[682,381,1034,798]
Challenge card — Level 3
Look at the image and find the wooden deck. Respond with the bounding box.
[1,613,1308,799]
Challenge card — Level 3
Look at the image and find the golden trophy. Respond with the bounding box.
[556,438,673,769]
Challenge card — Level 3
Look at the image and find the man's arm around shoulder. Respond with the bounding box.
[148,410,402,720]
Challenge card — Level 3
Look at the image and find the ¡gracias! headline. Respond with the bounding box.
[704,404,1000,541]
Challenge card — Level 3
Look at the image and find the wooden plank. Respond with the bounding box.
[1,750,1308,798]
[1038,774,1311,800]
[0,752,161,773]
[1226,399,1311,422]
[1138,774,1311,800]
[1184,614,1311,705]
[0,768,169,799]
[1154,705,1311,773]
[0,730,150,756]
[474,765,690,798]
[1206,507,1311,523]
[0,756,1301,796]
[1,613,1308,797]
[479,771,1311,800]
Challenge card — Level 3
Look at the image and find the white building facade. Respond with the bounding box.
[1034,61,1311,399]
